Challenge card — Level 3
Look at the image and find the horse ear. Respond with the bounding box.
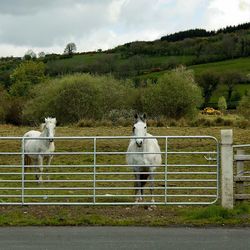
[134,113,138,120]
[142,113,147,120]
[45,118,48,123]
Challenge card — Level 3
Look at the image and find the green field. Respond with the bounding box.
[190,57,250,76]
[210,84,250,104]
[135,57,250,80]
[0,125,249,226]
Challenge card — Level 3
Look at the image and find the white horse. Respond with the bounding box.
[126,114,162,204]
[23,117,56,181]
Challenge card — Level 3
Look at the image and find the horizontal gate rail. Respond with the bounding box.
[0,135,219,206]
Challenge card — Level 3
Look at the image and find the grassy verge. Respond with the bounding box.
[0,203,249,226]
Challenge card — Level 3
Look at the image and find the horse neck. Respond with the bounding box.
[40,128,50,148]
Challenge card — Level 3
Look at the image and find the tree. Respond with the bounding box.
[64,43,77,55]
[23,49,36,60]
[218,96,227,113]
[237,93,250,119]
[38,51,46,58]
[10,61,46,96]
[221,72,242,102]
[197,71,220,107]
[142,67,202,119]
[22,74,134,124]
[0,87,10,123]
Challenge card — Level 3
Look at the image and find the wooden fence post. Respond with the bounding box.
[236,150,245,198]
[221,129,234,209]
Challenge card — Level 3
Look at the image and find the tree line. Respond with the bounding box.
[160,22,250,42]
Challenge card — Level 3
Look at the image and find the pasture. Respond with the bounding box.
[0,125,249,226]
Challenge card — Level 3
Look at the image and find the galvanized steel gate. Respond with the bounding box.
[0,136,219,205]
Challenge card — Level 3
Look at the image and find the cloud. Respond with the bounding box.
[205,0,250,30]
[0,0,249,57]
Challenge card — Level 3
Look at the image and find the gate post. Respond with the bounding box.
[221,129,234,209]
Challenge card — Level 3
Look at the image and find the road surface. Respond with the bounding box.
[0,226,249,250]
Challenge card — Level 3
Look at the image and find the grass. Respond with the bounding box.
[0,204,249,226]
[209,84,250,104]
[190,57,250,76]
[134,56,250,79]
[0,125,249,226]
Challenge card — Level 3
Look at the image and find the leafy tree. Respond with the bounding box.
[64,42,77,55]
[0,87,10,123]
[237,93,250,119]
[142,67,202,119]
[10,61,46,96]
[22,74,134,124]
[23,49,36,60]
[221,72,242,102]
[221,34,237,59]
[197,71,220,107]
[218,96,227,113]
[38,52,46,58]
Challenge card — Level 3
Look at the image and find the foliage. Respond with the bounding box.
[64,42,77,55]
[220,71,243,102]
[142,67,203,119]
[9,60,46,96]
[0,87,10,123]
[22,74,134,124]
[197,71,220,106]
[23,49,36,60]
[161,28,213,42]
[218,96,227,113]
[161,22,250,42]
[237,93,250,119]
[5,97,25,125]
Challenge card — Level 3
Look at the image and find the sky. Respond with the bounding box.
[0,0,250,57]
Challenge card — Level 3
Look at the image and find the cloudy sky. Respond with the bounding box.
[0,0,250,57]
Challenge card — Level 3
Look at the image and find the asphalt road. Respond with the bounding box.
[0,227,249,250]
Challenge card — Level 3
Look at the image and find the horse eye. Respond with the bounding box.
[144,126,147,129]
[133,126,135,132]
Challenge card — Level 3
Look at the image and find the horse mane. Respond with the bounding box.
[135,113,147,123]
[40,123,45,131]
[40,117,57,131]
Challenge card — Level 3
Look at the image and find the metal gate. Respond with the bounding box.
[0,136,219,205]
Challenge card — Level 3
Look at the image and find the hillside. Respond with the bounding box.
[1,22,250,121]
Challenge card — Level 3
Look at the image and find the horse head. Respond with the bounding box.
[133,113,147,148]
[42,117,57,143]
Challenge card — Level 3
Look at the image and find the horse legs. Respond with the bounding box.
[149,172,156,206]
[44,155,53,180]
[134,173,142,203]
[37,155,43,182]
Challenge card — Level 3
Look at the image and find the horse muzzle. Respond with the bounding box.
[136,140,143,148]
[49,138,54,143]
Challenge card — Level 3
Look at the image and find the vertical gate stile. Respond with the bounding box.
[165,137,168,204]
[93,138,96,204]
[21,137,25,205]
[217,139,220,201]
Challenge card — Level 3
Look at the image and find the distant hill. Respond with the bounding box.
[1,22,250,100]
[160,22,250,42]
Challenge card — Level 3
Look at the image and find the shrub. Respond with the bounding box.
[10,60,46,97]
[6,97,25,125]
[237,94,250,120]
[218,96,227,113]
[106,109,135,125]
[142,67,202,119]
[22,74,135,124]
[0,88,10,123]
